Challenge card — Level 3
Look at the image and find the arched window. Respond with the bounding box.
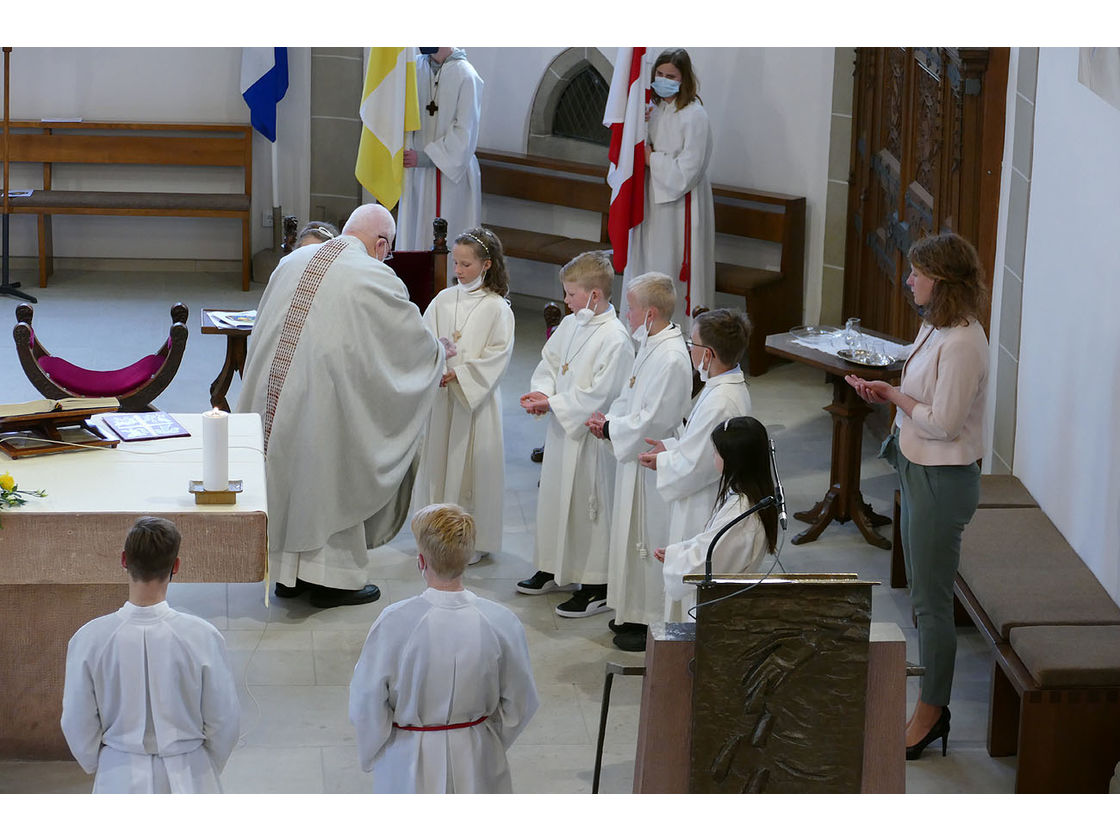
[527,48,614,164]
[552,66,611,146]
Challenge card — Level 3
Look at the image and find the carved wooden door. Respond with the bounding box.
[844,48,1008,340]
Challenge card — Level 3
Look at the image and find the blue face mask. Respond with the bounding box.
[652,77,681,98]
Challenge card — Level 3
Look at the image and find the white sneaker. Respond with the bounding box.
[468,551,488,566]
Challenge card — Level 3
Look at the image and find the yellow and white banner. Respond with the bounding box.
[355,48,421,210]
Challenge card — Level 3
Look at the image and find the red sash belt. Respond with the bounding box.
[393,714,488,732]
[679,191,692,316]
[435,170,442,217]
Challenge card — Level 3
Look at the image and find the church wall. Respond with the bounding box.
[465,47,835,322]
[4,47,311,267]
[1014,47,1120,600]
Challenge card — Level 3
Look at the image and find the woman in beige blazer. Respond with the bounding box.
[846,233,989,761]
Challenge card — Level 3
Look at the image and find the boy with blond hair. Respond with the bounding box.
[349,504,539,793]
[587,272,693,651]
[517,251,635,617]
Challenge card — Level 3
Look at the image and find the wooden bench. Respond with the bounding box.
[953,506,1120,792]
[475,148,805,376]
[4,121,253,290]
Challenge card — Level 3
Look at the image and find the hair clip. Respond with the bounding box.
[464,232,490,257]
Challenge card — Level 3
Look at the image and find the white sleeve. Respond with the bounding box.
[60,632,103,775]
[348,617,397,772]
[200,634,241,773]
[649,104,713,204]
[451,300,515,412]
[489,613,540,749]
[548,333,636,438]
[656,387,751,502]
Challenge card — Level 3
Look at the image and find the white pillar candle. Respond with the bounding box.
[202,407,229,491]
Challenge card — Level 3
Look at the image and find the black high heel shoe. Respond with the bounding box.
[905,707,951,760]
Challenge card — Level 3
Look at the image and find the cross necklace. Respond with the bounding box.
[560,320,604,375]
[426,58,445,116]
[451,285,485,342]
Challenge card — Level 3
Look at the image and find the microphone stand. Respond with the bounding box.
[702,495,776,585]
[2,46,37,303]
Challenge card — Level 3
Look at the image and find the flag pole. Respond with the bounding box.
[1,45,37,303]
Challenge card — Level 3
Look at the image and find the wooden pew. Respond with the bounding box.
[474,148,806,376]
[4,121,253,290]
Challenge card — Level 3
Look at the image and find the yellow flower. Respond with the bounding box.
[0,473,14,492]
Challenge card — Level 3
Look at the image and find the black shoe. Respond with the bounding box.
[516,570,577,595]
[530,446,545,463]
[309,584,381,609]
[608,619,645,635]
[611,625,648,652]
[906,707,951,760]
[274,579,311,598]
[555,585,610,618]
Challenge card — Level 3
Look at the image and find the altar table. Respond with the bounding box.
[0,413,267,758]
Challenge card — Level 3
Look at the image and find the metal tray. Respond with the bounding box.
[790,325,841,339]
[837,348,892,367]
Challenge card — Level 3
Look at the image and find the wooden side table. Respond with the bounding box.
[764,330,905,549]
[201,309,252,412]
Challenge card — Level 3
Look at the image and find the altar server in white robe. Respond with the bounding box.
[587,273,692,652]
[656,416,779,621]
[398,48,483,259]
[238,204,445,609]
[516,251,635,616]
[413,228,514,561]
[640,309,753,554]
[61,517,240,794]
[350,504,539,793]
[622,48,715,325]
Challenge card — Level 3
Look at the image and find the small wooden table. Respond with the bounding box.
[201,309,252,411]
[765,329,905,549]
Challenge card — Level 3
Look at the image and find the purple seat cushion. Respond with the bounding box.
[39,353,165,396]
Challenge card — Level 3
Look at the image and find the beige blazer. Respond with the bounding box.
[896,318,988,466]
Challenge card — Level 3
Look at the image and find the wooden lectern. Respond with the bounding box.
[633,574,906,793]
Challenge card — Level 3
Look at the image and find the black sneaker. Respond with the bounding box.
[608,619,646,634]
[611,625,648,652]
[516,570,577,595]
[555,585,610,618]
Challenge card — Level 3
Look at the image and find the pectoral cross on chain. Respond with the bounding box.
[426,100,438,116]
[561,363,569,375]
[452,330,462,342]
[629,375,636,388]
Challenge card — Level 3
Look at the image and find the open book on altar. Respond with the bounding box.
[0,397,120,421]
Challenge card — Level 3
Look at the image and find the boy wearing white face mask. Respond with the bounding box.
[413,228,515,565]
[637,308,752,615]
[517,252,635,616]
[587,272,692,650]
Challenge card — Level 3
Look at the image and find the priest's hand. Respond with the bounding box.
[403,149,418,168]
[638,438,666,470]
[440,370,458,387]
[654,548,666,563]
[586,411,607,439]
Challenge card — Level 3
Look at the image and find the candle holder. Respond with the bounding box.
[189,479,243,505]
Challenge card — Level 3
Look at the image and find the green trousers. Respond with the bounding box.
[882,433,980,707]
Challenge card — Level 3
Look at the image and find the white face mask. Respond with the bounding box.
[631,311,652,345]
[459,273,484,292]
[697,355,710,383]
[574,293,599,326]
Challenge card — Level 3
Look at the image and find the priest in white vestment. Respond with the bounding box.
[238,204,445,609]
[398,47,483,257]
[622,50,715,325]
[588,273,692,652]
[350,504,538,793]
[61,517,240,794]
[517,252,635,617]
[642,310,753,552]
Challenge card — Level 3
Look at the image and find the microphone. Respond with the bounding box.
[703,495,776,584]
[769,437,788,531]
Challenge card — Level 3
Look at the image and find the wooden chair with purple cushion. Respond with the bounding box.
[13,302,189,412]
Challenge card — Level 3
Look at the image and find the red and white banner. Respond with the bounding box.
[603,48,649,275]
